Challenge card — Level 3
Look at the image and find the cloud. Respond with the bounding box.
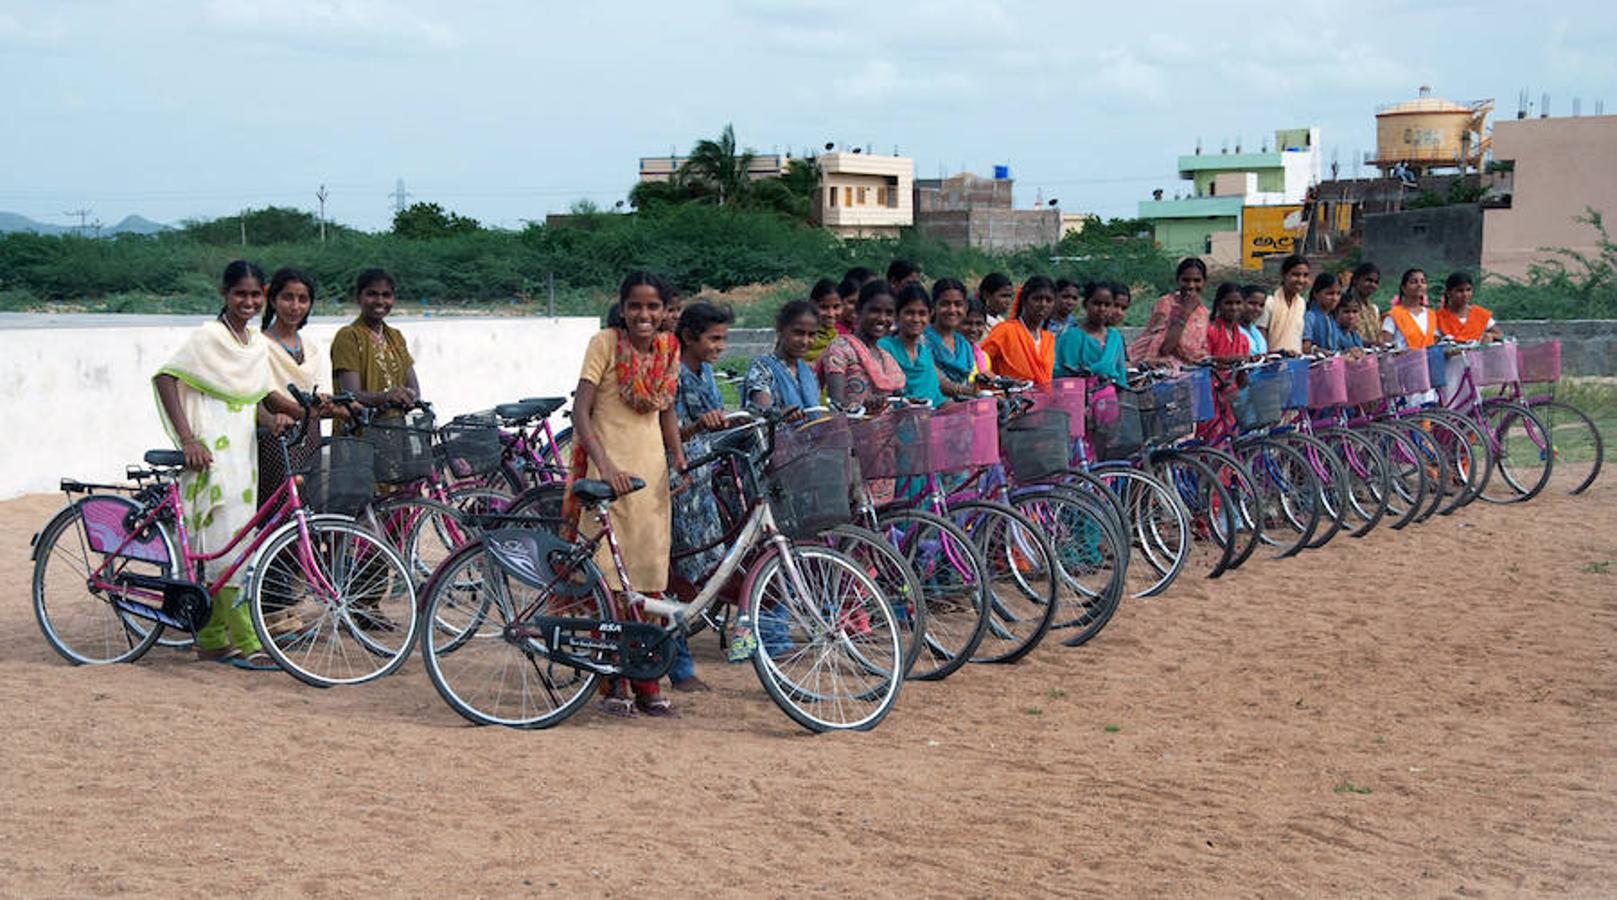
[201,0,462,51]
[0,9,65,46]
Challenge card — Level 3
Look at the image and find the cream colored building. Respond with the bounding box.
[815,151,914,238]
[1482,115,1617,279]
[638,154,791,182]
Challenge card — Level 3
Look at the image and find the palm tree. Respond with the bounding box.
[679,124,754,207]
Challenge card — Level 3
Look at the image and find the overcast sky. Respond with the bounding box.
[2,0,1613,231]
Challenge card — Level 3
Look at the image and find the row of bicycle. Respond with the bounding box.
[30,337,1601,734]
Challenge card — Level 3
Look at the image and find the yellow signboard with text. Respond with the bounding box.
[1241,205,1306,270]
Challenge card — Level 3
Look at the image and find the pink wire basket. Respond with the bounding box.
[931,397,1000,469]
[1307,357,1348,409]
[1515,340,1562,383]
[1345,356,1385,404]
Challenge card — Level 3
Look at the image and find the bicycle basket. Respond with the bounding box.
[435,413,503,478]
[1186,367,1216,422]
[360,410,435,484]
[999,409,1072,480]
[771,412,853,473]
[1377,352,1405,397]
[1466,342,1519,386]
[1307,357,1348,409]
[1144,377,1196,444]
[1088,388,1144,460]
[1426,345,1449,388]
[1516,340,1561,383]
[298,437,376,515]
[851,406,932,478]
[1029,378,1087,438]
[1344,356,1384,404]
[767,448,852,538]
[1392,350,1432,395]
[932,397,999,469]
[1235,365,1286,430]
[1281,357,1311,410]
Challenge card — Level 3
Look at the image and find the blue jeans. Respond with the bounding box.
[670,633,696,684]
[758,603,794,656]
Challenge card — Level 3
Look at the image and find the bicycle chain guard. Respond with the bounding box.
[525,615,676,682]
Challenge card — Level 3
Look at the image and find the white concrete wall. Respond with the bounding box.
[0,315,600,499]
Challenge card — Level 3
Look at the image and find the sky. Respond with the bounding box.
[2,0,1614,232]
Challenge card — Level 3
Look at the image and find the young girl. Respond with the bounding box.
[924,277,979,386]
[260,268,334,499]
[960,298,994,375]
[1380,268,1437,351]
[1259,254,1310,354]
[1301,272,1347,354]
[977,272,1014,328]
[1054,281,1127,385]
[1109,282,1133,327]
[153,260,298,670]
[1346,262,1385,346]
[667,301,735,694]
[981,276,1058,384]
[1435,271,1502,343]
[837,267,875,335]
[1049,278,1081,334]
[569,271,687,718]
[802,278,842,364]
[1333,295,1367,354]
[1239,285,1269,355]
[1128,258,1209,366]
[1201,283,1251,438]
[330,268,420,414]
[822,280,907,411]
[745,300,821,416]
[879,283,967,406]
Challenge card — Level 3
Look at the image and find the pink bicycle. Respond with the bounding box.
[31,387,418,686]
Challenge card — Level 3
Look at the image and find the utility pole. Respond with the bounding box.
[63,208,91,235]
[316,184,329,242]
[240,208,248,246]
[392,178,412,215]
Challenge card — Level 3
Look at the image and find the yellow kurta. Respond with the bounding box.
[576,330,672,592]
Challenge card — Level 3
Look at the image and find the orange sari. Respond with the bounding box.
[980,319,1055,384]
[1386,305,1437,350]
[1435,304,1494,342]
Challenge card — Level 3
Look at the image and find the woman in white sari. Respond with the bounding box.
[153,260,299,670]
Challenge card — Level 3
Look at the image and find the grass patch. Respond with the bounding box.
[1333,782,1374,795]
[1104,723,1122,733]
[1024,706,1043,716]
[1581,560,1613,575]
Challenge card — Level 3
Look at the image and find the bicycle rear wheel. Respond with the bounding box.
[749,545,903,733]
[951,499,1063,659]
[1356,422,1428,531]
[1235,437,1322,557]
[876,509,988,681]
[1001,490,1122,649]
[419,539,609,728]
[1148,452,1237,578]
[1178,446,1263,570]
[825,524,927,677]
[1091,466,1191,597]
[249,518,418,687]
[32,503,174,665]
[1525,398,1604,495]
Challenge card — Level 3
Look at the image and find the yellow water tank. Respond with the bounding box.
[1372,87,1492,174]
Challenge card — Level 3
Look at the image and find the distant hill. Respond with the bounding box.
[0,211,170,236]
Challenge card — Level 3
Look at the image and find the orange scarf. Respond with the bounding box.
[1387,304,1437,350]
[1435,304,1493,342]
[980,319,1055,384]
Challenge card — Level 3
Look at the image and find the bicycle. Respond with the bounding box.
[32,386,418,686]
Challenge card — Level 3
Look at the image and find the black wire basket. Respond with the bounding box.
[298,437,376,515]
[360,410,436,484]
[1143,378,1196,445]
[999,409,1072,481]
[1089,388,1144,460]
[767,449,853,539]
[1235,366,1286,430]
[436,413,504,478]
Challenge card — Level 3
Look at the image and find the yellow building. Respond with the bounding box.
[815,151,914,238]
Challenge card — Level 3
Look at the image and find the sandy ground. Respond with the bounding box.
[2,484,1615,898]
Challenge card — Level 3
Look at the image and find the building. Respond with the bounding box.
[912,170,1062,251]
[638,154,791,182]
[1481,114,1617,279]
[814,151,914,239]
[1138,127,1321,268]
[1368,87,1492,177]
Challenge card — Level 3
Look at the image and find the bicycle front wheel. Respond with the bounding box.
[249,518,419,687]
[1526,398,1604,495]
[749,545,903,733]
[876,509,989,681]
[1479,402,1553,503]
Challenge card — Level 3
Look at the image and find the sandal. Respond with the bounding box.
[596,696,640,718]
[635,695,681,718]
[196,646,240,665]
[228,651,279,671]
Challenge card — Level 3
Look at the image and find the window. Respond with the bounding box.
[877,186,887,207]
[857,187,868,206]
[844,186,854,207]
[827,186,837,207]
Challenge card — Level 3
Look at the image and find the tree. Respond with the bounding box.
[679,123,754,207]
[177,206,326,245]
[392,202,481,239]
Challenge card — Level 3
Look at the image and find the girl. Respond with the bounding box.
[1333,295,1367,353]
[924,277,979,387]
[1054,281,1127,386]
[1049,278,1081,334]
[1239,285,1269,355]
[330,268,420,414]
[1301,272,1347,354]
[1206,282,1252,363]
[1346,262,1385,346]
[1380,268,1437,351]
[837,267,875,334]
[1128,258,1210,366]
[260,268,334,497]
[1435,271,1502,343]
[802,277,841,364]
[1258,254,1310,354]
[981,276,1058,384]
[667,301,735,694]
[977,272,1015,328]
[745,300,821,416]
[1109,282,1133,326]
[153,260,299,670]
[822,280,907,411]
[879,283,967,406]
[570,271,688,718]
[960,298,994,375]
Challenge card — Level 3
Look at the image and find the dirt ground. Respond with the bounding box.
[2,484,1615,897]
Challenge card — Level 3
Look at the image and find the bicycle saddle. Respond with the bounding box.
[570,477,645,504]
[519,397,567,418]
[494,398,549,422]
[144,449,187,468]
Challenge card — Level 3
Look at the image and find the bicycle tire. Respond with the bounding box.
[1176,445,1263,570]
[748,545,903,733]
[1412,408,1494,515]
[1087,465,1191,597]
[1477,401,1554,503]
[368,496,478,587]
[419,538,609,728]
[1354,422,1428,531]
[1271,432,1349,550]
[1313,428,1391,538]
[825,523,927,677]
[875,508,990,681]
[1524,398,1604,495]
[1148,451,1238,579]
[32,503,173,665]
[950,499,1065,658]
[1001,489,1124,648]
[1233,437,1322,558]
